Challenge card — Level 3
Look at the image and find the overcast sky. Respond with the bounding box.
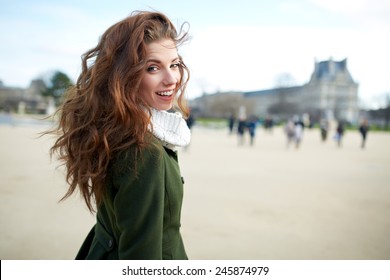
[1,0,389,108]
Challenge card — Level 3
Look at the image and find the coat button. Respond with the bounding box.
[181,176,185,184]
[108,239,113,248]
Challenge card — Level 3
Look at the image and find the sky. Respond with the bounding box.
[1,0,389,109]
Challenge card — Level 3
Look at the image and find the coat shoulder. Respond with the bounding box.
[110,136,164,176]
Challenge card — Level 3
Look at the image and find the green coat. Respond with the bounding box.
[76,136,188,260]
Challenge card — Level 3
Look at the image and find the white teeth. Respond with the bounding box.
[156,90,173,96]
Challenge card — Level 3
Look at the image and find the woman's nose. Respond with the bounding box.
[163,69,179,85]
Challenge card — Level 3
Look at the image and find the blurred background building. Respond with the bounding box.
[0,79,47,114]
[191,58,359,124]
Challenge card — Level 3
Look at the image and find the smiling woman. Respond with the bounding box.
[45,11,191,260]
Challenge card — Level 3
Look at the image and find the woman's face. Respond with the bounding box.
[140,39,181,111]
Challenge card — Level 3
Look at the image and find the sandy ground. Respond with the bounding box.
[1,118,389,260]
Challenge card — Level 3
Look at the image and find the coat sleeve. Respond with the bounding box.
[111,143,165,259]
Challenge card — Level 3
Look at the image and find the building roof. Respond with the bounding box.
[310,58,355,83]
[244,85,304,97]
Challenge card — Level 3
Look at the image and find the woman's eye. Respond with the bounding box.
[171,63,181,69]
[147,66,158,72]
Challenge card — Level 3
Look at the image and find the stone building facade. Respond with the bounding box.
[191,58,359,123]
[0,79,48,114]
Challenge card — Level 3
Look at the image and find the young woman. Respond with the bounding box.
[49,11,191,259]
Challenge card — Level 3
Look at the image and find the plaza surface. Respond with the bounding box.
[1,119,389,259]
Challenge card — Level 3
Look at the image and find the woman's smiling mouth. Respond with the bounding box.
[156,90,174,97]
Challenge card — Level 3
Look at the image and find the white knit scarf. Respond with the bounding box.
[149,108,191,151]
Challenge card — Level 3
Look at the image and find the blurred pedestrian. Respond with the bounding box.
[284,119,295,148]
[247,116,258,146]
[186,108,195,130]
[359,119,369,149]
[334,121,345,147]
[294,117,304,148]
[237,119,246,145]
[184,108,195,151]
[264,115,274,133]
[228,113,235,135]
[237,106,247,145]
[320,118,329,142]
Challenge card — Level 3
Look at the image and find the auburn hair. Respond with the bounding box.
[49,11,190,212]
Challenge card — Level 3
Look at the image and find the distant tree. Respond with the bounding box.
[208,93,255,119]
[42,71,73,105]
[274,72,297,88]
[267,101,299,118]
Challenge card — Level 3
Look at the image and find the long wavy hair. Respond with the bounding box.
[49,11,190,212]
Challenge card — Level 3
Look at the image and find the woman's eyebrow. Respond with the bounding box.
[146,57,180,63]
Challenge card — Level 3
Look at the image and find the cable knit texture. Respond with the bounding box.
[149,108,191,151]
